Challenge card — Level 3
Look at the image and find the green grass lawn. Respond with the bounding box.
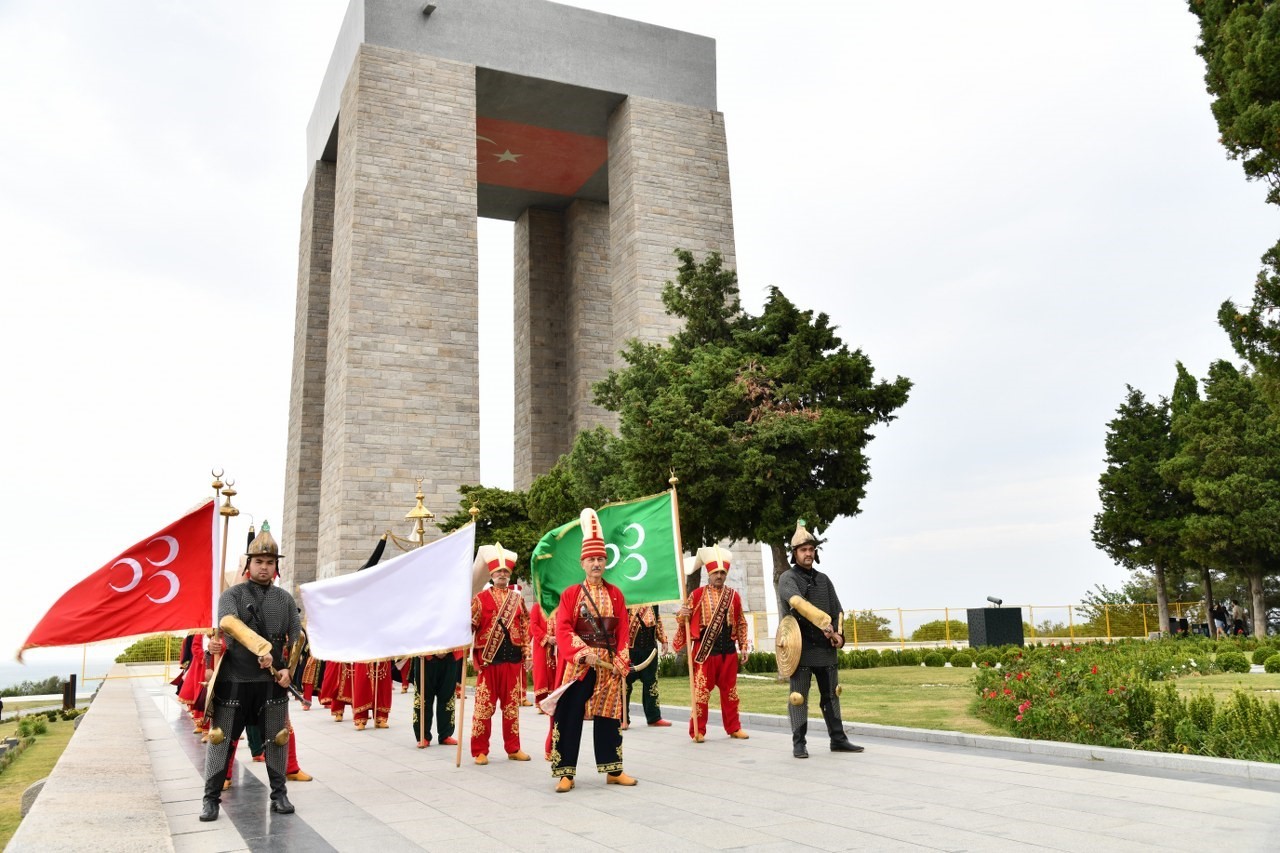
[0,719,78,849]
[1174,670,1280,702]
[657,666,1004,736]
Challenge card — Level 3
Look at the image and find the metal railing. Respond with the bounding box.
[843,602,1210,648]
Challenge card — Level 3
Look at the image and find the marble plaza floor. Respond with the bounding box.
[140,676,1280,853]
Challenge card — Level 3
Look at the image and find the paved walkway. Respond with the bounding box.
[135,674,1280,853]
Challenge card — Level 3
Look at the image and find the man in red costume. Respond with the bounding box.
[351,660,392,730]
[675,545,751,743]
[528,603,556,711]
[319,661,353,721]
[469,543,532,764]
[548,508,636,792]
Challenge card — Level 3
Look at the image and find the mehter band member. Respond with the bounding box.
[549,508,636,792]
[675,545,750,742]
[469,543,531,764]
[200,524,301,822]
[777,519,863,759]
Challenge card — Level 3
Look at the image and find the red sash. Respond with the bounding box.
[480,588,521,665]
[694,588,734,665]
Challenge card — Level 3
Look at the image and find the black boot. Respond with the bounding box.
[270,793,295,814]
[199,798,220,822]
[830,739,864,753]
[792,722,808,758]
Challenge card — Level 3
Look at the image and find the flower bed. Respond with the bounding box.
[973,639,1280,762]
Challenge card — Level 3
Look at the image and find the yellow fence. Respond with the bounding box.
[843,602,1210,648]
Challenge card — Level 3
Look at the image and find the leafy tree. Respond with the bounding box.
[1163,361,1280,631]
[438,485,542,582]
[594,250,912,585]
[0,676,62,697]
[525,426,628,532]
[1092,386,1184,631]
[844,610,893,643]
[1188,1,1280,401]
[910,619,968,642]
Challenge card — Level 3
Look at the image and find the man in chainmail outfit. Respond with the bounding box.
[199,524,302,822]
[776,520,863,759]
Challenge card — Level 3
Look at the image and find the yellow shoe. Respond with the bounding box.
[354,720,366,730]
[606,772,638,786]
[222,779,231,791]
[286,771,313,782]
[375,720,389,729]
[693,734,705,743]
[507,751,530,761]
[474,754,489,765]
[555,777,574,793]
[729,730,750,739]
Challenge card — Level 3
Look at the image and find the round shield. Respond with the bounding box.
[775,614,801,678]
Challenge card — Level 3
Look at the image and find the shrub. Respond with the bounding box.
[116,634,181,663]
[878,650,900,667]
[922,652,945,667]
[910,619,969,642]
[938,647,958,661]
[1266,656,1280,674]
[1252,648,1278,666]
[974,649,1000,667]
[899,650,921,666]
[1215,651,1251,673]
[950,652,974,668]
[1001,648,1025,668]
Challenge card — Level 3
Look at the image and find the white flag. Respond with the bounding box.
[300,524,475,661]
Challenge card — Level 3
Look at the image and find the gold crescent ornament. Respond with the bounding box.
[788,692,805,706]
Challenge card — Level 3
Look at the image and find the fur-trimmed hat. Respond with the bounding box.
[693,544,732,575]
[473,543,517,575]
[580,507,606,561]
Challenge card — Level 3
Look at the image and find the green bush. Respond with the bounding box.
[115,634,180,663]
[938,647,958,661]
[950,652,974,668]
[1215,651,1251,673]
[1252,648,1278,666]
[1001,648,1025,668]
[974,649,1000,668]
[878,649,900,667]
[910,619,969,642]
[899,650,921,666]
[1265,656,1280,674]
[922,652,945,667]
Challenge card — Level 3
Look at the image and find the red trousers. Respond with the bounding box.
[471,662,522,757]
[352,662,393,725]
[690,652,742,738]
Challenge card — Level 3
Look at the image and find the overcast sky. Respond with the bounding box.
[2,0,1275,660]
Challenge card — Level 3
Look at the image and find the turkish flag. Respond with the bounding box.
[476,117,607,197]
[18,499,216,660]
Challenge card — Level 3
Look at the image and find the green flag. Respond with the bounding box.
[531,491,683,614]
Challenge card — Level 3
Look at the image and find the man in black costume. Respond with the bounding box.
[199,524,302,822]
[776,520,863,759]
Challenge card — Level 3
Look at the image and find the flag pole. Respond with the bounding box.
[456,504,479,768]
[210,469,227,628]
[216,475,240,595]
[405,482,436,747]
[668,475,698,726]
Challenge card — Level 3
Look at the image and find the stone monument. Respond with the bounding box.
[283,0,764,618]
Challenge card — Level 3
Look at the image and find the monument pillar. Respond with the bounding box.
[315,44,480,581]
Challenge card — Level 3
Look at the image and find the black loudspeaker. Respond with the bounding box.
[967,607,1024,647]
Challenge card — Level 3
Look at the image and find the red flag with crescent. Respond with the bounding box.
[18,499,216,660]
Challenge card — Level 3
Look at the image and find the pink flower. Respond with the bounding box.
[1015,714,1023,722]
[1107,688,1115,695]
[1003,688,1012,696]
